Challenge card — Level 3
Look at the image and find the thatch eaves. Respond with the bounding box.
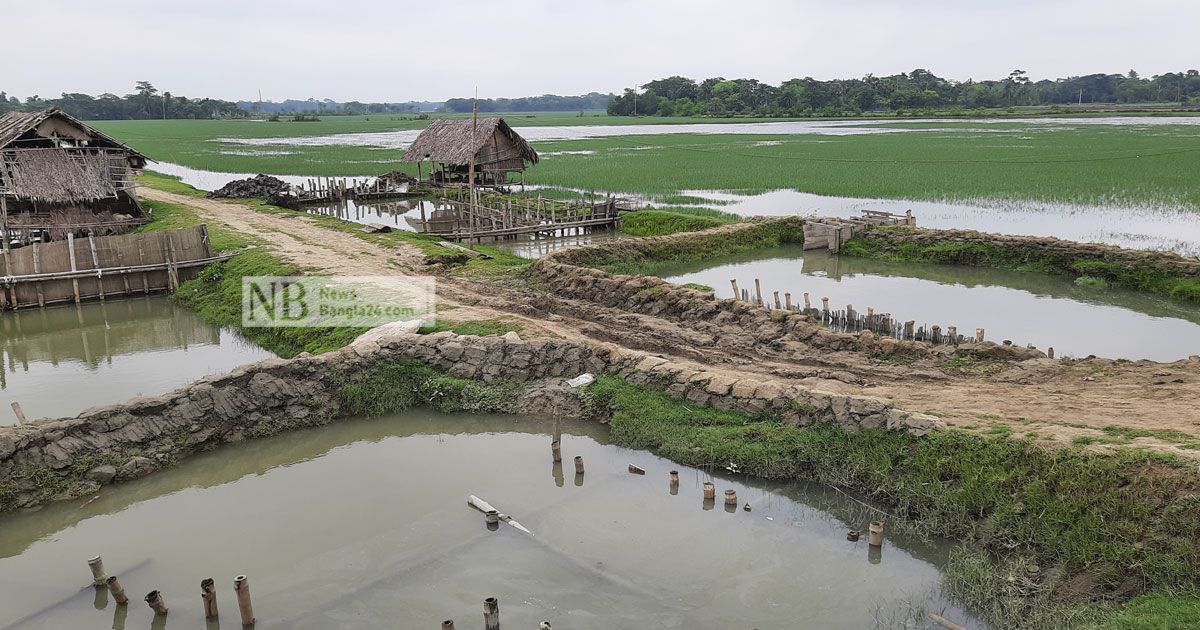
[0,108,147,163]
[401,117,538,167]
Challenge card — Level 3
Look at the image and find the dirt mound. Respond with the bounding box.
[208,174,291,199]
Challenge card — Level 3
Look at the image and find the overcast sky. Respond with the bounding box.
[6,0,1197,102]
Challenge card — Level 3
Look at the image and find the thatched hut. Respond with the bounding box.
[401,117,538,187]
[0,108,148,249]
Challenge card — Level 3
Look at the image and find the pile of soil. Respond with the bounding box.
[208,174,291,199]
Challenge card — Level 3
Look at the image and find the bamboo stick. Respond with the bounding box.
[483,597,499,630]
[201,577,219,619]
[10,402,26,425]
[105,576,129,605]
[144,590,168,615]
[87,555,107,586]
[234,575,255,626]
[66,233,80,303]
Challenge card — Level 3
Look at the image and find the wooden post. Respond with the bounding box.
[483,597,499,630]
[702,481,716,500]
[821,297,829,315]
[730,279,739,299]
[165,233,180,291]
[201,578,219,619]
[105,576,129,605]
[234,575,255,626]
[724,489,738,506]
[975,328,985,342]
[628,464,646,475]
[772,291,781,310]
[784,293,793,310]
[87,235,105,301]
[573,456,585,475]
[144,590,169,615]
[441,622,455,630]
[904,321,915,339]
[669,470,679,487]
[0,195,8,255]
[11,402,26,425]
[551,440,561,463]
[753,278,763,306]
[67,233,81,303]
[803,292,811,310]
[1048,347,1055,359]
[947,326,957,343]
[87,555,107,586]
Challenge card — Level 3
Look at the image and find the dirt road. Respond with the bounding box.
[144,188,1200,458]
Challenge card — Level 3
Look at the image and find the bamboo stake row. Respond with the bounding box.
[83,555,256,626]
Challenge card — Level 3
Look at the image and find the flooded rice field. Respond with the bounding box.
[660,245,1200,361]
[676,189,1200,258]
[0,411,980,629]
[0,297,274,423]
[212,116,1200,149]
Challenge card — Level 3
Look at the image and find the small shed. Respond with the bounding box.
[401,117,538,187]
[0,108,148,249]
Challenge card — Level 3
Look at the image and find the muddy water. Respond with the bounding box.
[0,411,981,630]
[0,297,274,423]
[660,245,1200,361]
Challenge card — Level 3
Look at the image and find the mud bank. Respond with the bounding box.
[0,326,940,512]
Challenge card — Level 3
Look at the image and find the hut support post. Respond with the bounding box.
[67,233,81,303]
[0,195,8,255]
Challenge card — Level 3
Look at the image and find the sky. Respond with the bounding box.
[4,0,1198,102]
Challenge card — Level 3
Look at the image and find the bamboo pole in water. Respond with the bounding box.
[234,575,255,626]
[106,576,129,605]
[201,578,219,619]
[144,590,168,615]
[87,556,107,586]
[483,597,499,630]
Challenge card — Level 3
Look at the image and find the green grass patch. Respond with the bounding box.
[419,318,523,337]
[585,374,1200,607]
[334,360,523,416]
[681,282,713,293]
[619,209,730,237]
[844,234,1200,304]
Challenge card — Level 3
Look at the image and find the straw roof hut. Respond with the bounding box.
[401,118,538,186]
[0,108,148,248]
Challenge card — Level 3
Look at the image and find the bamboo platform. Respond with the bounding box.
[0,225,225,309]
[418,194,622,242]
[802,210,915,253]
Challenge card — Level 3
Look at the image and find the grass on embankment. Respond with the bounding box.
[584,374,1200,629]
[619,207,738,237]
[841,234,1200,304]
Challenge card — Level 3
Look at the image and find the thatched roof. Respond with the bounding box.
[0,108,146,161]
[401,118,538,167]
[1,148,128,203]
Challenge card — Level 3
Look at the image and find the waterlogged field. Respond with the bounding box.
[95,115,1200,212]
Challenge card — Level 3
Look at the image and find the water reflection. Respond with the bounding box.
[660,245,1200,361]
[0,296,274,422]
[0,411,982,630]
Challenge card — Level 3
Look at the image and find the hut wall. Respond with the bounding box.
[475,130,529,173]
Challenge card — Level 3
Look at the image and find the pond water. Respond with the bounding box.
[0,296,275,423]
[678,189,1200,258]
[660,245,1200,361]
[0,411,981,630]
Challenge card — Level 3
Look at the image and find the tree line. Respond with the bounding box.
[0,82,246,120]
[607,70,1200,117]
[441,93,613,113]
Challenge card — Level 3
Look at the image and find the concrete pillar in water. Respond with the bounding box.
[201,578,218,620]
[144,590,169,616]
[88,555,107,586]
[868,521,885,547]
[483,597,500,630]
[234,575,255,626]
[106,576,129,605]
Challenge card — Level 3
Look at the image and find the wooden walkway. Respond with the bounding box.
[417,195,621,242]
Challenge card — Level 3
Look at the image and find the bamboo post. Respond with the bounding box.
[234,575,255,626]
[821,297,829,315]
[87,235,105,301]
[772,291,781,310]
[975,328,985,342]
[1048,347,1055,359]
[868,521,885,547]
[32,242,44,307]
[551,440,561,463]
[11,402,26,425]
[804,292,811,309]
[105,576,129,605]
[483,597,499,630]
[441,622,455,630]
[0,195,8,255]
[904,321,916,339]
[724,489,738,506]
[201,578,219,619]
[947,326,957,343]
[730,279,739,299]
[67,233,81,303]
[628,464,646,475]
[753,278,763,306]
[165,233,180,291]
[784,293,792,310]
[669,470,679,488]
[573,456,585,475]
[144,590,169,615]
[702,481,715,500]
[87,556,107,586]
